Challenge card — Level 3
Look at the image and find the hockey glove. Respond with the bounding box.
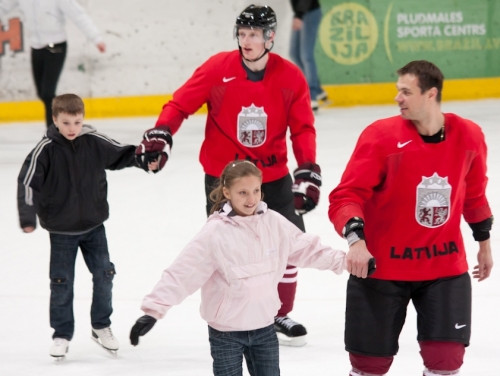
[130,315,157,346]
[367,257,376,276]
[292,162,322,214]
[135,126,173,173]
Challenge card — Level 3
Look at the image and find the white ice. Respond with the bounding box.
[1,100,499,375]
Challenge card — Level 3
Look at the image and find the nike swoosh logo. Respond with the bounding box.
[455,323,467,329]
[222,76,236,83]
[397,140,412,148]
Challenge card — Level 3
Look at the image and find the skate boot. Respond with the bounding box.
[274,316,307,347]
[92,327,119,354]
[311,100,319,112]
[316,90,331,106]
[50,338,69,359]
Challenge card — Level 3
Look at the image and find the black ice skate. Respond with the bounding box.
[274,316,307,347]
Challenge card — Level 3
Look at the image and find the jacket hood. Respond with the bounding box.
[208,201,268,225]
[47,123,97,143]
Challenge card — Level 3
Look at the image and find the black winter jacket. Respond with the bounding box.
[290,0,320,19]
[17,124,138,234]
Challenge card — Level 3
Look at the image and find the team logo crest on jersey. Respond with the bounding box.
[415,173,451,228]
[237,104,267,148]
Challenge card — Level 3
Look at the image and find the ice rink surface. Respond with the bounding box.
[1,99,499,375]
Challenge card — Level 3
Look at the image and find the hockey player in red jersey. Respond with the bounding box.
[135,5,321,346]
[329,60,494,376]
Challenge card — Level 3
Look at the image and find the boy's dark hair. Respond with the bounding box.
[52,94,85,117]
[209,160,262,214]
[397,60,444,102]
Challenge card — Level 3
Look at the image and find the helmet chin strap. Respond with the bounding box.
[239,41,274,63]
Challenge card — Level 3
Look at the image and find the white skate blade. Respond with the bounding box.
[91,335,118,358]
[50,340,69,361]
[51,355,66,362]
[276,332,307,347]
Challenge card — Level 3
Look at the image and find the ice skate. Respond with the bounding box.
[274,316,307,347]
[92,327,119,356]
[316,90,332,107]
[50,338,69,360]
[311,100,319,113]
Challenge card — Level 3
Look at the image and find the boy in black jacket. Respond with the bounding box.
[17,93,156,359]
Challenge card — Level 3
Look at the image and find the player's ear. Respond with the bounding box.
[267,30,275,43]
[427,86,438,101]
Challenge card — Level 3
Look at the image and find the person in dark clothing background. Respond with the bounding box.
[289,0,328,111]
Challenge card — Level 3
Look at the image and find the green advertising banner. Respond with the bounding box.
[317,0,500,85]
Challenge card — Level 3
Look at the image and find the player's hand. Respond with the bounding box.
[292,17,303,31]
[135,127,172,173]
[346,240,376,278]
[130,315,157,346]
[472,240,493,282]
[292,162,322,214]
[22,226,35,233]
[148,160,160,171]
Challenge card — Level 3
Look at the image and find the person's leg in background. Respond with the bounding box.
[289,8,326,111]
[289,22,303,72]
[31,42,67,127]
[298,8,323,101]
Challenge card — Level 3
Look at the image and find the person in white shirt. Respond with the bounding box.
[0,0,106,127]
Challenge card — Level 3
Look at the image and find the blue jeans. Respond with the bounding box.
[208,324,280,376]
[289,7,323,99]
[49,225,115,340]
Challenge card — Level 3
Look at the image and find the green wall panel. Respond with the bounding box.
[317,0,500,84]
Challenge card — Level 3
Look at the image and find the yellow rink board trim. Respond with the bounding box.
[327,77,500,107]
[1,77,499,122]
[0,94,174,122]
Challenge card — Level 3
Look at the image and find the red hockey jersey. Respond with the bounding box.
[329,113,492,280]
[155,50,316,182]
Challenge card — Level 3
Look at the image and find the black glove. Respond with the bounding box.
[135,127,173,173]
[292,162,322,214]
[130,315,157,346]
[367,257,376,276]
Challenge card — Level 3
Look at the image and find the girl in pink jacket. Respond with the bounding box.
[130,160,346,376]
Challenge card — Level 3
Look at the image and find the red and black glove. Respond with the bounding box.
[292,162,322,214]
[135,127,173,173]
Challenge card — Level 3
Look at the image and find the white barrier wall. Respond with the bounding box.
[0,0,293,101]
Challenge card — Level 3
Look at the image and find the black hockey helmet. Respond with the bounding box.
[234,5,277,40]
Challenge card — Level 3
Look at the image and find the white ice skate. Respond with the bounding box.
[91,327,119,357]
[50,338,69,360]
